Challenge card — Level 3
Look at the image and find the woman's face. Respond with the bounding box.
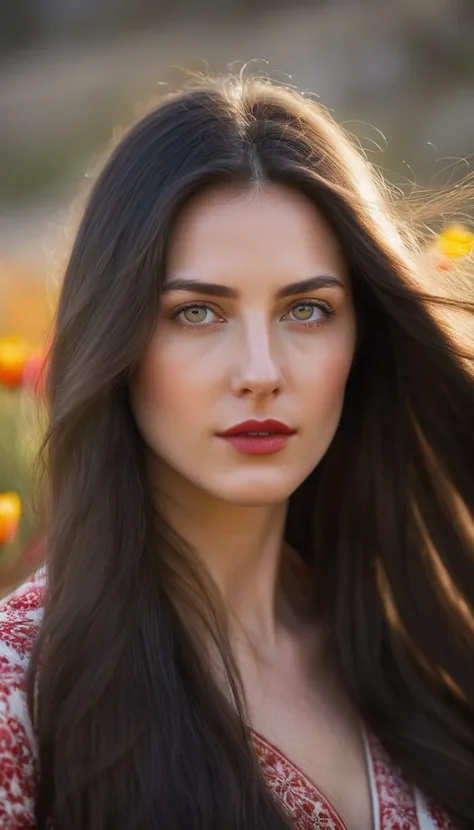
[130,184,356,506]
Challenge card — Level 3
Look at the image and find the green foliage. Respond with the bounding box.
[0,386,39,571]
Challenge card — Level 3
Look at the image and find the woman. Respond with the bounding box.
[0,75,473,830]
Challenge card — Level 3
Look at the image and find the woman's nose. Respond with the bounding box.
[230,322,284,399]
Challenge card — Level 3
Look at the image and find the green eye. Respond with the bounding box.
[290,303,318,322]
[182,306,209,324]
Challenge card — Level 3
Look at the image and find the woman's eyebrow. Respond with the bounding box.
[277,275,344,298]
[163,279,236,298]
[163,275,344,299]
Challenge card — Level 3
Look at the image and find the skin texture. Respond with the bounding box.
[132,183,355,510]
[129,185,372,829]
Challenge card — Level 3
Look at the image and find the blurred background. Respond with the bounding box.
[0,0,473,592]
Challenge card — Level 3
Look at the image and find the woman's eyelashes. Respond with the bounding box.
[169,299,335,330]
[171,302,223,328]
[281,300,335,327]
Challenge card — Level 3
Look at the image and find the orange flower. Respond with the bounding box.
[0,336,32,389]
[0,492,21,545]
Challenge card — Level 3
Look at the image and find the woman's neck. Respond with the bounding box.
[152,460,291,652]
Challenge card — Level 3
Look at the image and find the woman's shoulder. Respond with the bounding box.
[0,567,46,664]
[0,567,46,829]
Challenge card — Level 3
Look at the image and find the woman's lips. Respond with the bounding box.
[217,419,296,455]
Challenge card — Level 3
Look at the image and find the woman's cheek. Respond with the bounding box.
[302,331,355,398]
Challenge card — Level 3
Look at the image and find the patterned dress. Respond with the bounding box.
[0,569,462,829]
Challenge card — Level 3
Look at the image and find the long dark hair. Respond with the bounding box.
[28,75,474,829]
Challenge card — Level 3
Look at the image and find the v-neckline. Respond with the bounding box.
[251,726,429,830]
[250,726,375,830]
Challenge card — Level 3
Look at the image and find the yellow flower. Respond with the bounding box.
[0,492,21,545]
[0,336,32,388]
[435,224,474,259]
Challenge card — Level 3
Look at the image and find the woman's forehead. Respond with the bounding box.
[165,183,349,288]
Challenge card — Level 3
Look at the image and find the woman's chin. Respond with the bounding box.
[204,471,301,507]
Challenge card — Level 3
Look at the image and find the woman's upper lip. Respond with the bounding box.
[218,419,296,436]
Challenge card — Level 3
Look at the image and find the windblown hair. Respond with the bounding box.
[28,75,474,829]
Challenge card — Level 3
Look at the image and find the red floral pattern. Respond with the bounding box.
[366,729,419,829]
[424,799,461,830]
[0,570,465,829]
[254,729,461,829]
[252,730,347,829]
[0,568,46,829]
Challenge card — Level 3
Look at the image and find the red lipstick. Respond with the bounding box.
[217,419,296,455]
